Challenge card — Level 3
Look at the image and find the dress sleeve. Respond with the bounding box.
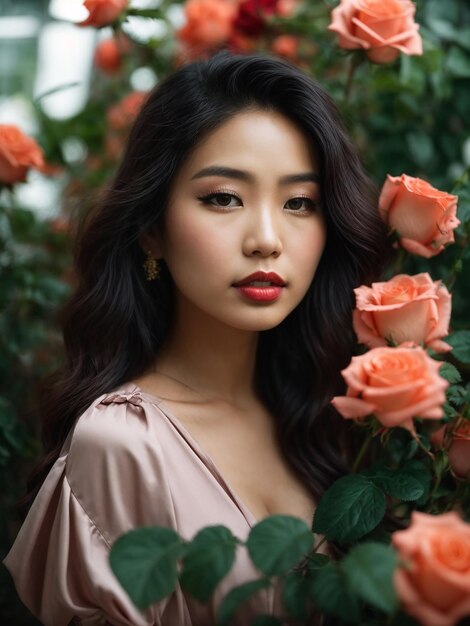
[3,389,178,626]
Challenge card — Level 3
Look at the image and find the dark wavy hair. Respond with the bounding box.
[20,51,389,522]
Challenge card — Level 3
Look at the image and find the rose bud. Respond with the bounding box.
[331,344,448,433]
[94,38,122,73]
[379,174,460,258]
[0,125,45,185]
[328,0,423,64]
[353,273,452,353]
[392,511,470,626]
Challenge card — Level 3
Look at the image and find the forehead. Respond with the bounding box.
[176,109,318,179]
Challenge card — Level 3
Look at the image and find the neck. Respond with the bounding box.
[152,296,260,406]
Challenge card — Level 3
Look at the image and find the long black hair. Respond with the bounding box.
[21,51,389,519]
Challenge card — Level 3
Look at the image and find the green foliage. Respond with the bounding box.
[447,331,470,364]
[309,562,362,623]
[439,362,462,383]
[179,526,238,601]
[312,475,386,544]
[109,527,187,607]
[246,515,314,575]
[342,543,398,613]
[215,579,271,626]
[3,0,470,624]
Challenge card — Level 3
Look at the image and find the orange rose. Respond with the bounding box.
[331,345,448,432]
[431,418,470,480]
[380,174,460,258]
[80,0,127,27]
[177,0,237,54]
[0,125,45,185]
[271,35,299,60]
[106,92,148,131]
[353,273,452,353]
[392,512,470,626]
[94,38,123,73]
[328,0,422,64]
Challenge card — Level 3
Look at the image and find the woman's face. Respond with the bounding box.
[151,108,326,332]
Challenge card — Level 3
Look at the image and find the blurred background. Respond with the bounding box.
[1,0,469,623]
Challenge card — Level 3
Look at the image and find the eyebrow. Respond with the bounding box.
[190,165,320,185]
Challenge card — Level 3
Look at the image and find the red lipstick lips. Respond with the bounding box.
[233,271,286,302]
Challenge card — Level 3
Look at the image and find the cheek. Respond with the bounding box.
[163,212,231,275]
[291,222,326,279]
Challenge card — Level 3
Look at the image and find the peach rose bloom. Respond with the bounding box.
[328,0,423,64]
[353,273,452,353]
[177,0,237,50]
[0,125,44,185]
[380,174,460,258]
[271,35,299,60]
[80,0,127,27]
[94,38,125,73]
[106,92,148,131]
[392,512,470,626]
[431,419,470,480]
[331,344,448,432]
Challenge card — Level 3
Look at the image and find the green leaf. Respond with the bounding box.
[447,384,467,406]
[404,460,432,506]
[216,579,271,626]
[439,362,462,384]
[307,553,330,571]
[109,527,186,608]
[247,515,314,576]
[342,542,399,613]
[312,475,386,544]
[447,331,470,364]
[406,131,434,167]
[446,46,470,77]
[369,470,424,502]
[444,402,459,419]
[250,616,283,626]
[309,563,361,623]
[456,187,470,225]
[426,18,459,42]
[179,526,238,602]
[282,570,311,621]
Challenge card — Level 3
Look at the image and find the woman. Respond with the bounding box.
[4,51,388,625]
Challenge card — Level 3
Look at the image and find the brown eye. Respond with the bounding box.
[215,193,233,206]
[197,192,242,208]
[285,197,317,212]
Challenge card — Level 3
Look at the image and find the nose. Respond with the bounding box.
[242,205,283,258]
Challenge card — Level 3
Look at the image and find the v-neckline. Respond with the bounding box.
[126,382,260,529]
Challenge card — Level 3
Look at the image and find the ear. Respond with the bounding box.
[138,228,163,259]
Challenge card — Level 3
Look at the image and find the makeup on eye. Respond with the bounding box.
[196,190,319,213]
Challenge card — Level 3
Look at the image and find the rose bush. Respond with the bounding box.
[392,512,470,626]
[331,344,448,432]
[0,125,45,185]
[379,174,460,258]
[353,273,452,352]
[328,0,423,64]
[80,0,128,27]
[4,1,470,625]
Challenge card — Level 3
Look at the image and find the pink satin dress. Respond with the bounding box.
[3,382,317,626]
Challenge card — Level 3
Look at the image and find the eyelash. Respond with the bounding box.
[197,190,319,214]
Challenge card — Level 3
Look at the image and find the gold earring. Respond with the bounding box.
[143,250,160,281]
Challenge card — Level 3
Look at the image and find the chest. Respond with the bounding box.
[163,399,316,528]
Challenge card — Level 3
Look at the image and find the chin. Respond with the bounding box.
[224,310,292,332]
